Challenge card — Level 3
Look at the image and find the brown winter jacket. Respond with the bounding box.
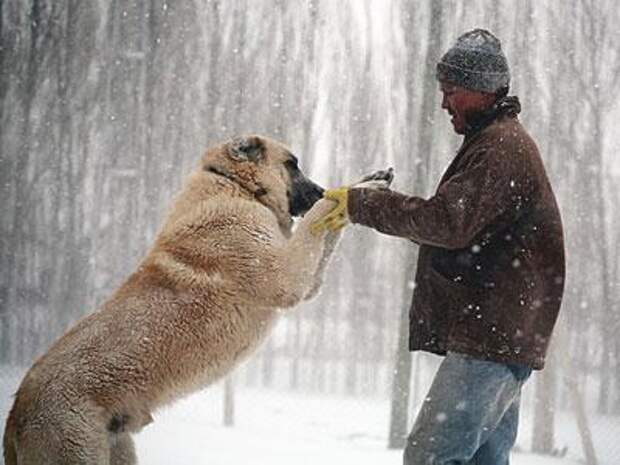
[348,97,565,369]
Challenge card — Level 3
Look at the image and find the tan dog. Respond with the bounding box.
[3,135,344,465]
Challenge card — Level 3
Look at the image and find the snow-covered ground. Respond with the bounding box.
[0,365,595,465]
[135,385,581,465]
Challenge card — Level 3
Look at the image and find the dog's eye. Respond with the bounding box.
[285,157,299,170]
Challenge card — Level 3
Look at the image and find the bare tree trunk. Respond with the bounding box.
[388,0,443,448]
[2,1,44,364]
[555,317,598,465]
[344,308,359,396]
[223,376,235,427]
[314,308,327,393]
[388,301,412,449]
[598,334,611,413]
[261,338,275,388]
[288,313,302,390]
[594,125,613,415]
[614,337,620,413]
[567,369,598,465]
[531,356,557,453]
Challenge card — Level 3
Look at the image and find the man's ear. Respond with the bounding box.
[228,136,265,162]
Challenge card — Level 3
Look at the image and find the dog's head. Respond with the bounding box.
[201,135,324,229]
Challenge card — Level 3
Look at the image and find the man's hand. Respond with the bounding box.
[310,187,349,235]
[310,167,394,235]
[352,167,394,189]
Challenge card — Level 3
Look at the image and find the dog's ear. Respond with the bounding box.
[228,136,265,162]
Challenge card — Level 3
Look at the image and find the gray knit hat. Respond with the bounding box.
[436,29,510,94]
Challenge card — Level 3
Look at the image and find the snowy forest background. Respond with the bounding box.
[1,1,620,464]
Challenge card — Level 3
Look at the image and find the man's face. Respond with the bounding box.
[440,82,496,135]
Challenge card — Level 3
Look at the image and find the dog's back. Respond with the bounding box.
[3,402,17,465]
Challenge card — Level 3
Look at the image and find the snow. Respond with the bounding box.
[133,384,581,465]
[0,365,603,465]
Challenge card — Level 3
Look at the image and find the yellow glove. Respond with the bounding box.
[310,187,349,235]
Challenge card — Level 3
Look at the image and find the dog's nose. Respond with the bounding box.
[307,182,324,205]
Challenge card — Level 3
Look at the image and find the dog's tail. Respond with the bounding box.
[3,402,18,465]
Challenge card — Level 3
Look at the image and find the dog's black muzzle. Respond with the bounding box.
[289,177,324,217]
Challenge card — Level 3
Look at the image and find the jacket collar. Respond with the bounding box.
[464,95,521,139]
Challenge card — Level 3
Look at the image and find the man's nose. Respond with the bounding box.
[441,95,449,110]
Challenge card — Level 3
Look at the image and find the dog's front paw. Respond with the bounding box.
[304,197,338,222]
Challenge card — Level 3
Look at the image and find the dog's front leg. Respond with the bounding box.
[302,227,342,300]
[271,198,340,307]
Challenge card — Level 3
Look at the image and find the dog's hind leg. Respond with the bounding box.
[17,426,110,465]
[14,399,111,465]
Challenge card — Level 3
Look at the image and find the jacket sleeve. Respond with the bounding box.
[347,144,536,249]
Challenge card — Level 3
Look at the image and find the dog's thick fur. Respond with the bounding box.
[3,135,341,465]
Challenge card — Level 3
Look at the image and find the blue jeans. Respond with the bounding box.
[403,352,532,465]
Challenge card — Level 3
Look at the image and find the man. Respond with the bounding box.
[312,29,565,464]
